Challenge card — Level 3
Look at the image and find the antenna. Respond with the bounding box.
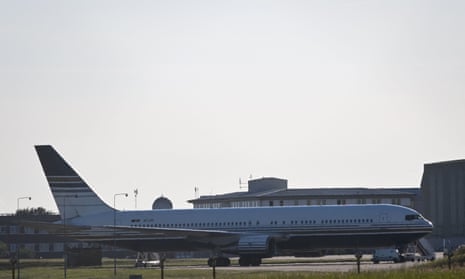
[239,176,252,190]
[134,189,138,209]
[194,187,199,199]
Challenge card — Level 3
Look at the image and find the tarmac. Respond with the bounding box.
[176,253,442,273]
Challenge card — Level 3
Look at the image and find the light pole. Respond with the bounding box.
[113,193,128,276]
[62,194,77,279]
[16,197,31,215]
[16,196,31,279]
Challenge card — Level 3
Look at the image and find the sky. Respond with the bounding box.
[1,1,465,214]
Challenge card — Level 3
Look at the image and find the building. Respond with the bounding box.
[189,177,419,210]
[421,159,465,247]
[0,214,65,258]
[0,214,120,261]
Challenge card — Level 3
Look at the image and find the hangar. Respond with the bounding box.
[421,159,465,247]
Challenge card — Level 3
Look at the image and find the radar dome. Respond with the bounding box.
[152,196,173,210]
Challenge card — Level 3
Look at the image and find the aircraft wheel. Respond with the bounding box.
[217,257,231,266]
[208,257,231,267]
[239,256,261,266]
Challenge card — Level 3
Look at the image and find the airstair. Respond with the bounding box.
[414,238,435,261]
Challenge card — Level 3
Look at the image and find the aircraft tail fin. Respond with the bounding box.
[35,145,113,220]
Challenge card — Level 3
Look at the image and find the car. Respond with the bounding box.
[372,248,402,264]
[134,252,160,268]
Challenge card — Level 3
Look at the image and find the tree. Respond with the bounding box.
[15,207,54,216]
[0,241,8,258]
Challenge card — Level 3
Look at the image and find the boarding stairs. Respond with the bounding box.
[413,238,435,261]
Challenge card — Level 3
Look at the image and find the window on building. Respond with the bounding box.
[269,201,274,207]
[279,200,284,206]
[317,199,326,205]
[392,198,401,205]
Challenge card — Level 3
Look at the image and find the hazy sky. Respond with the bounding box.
[1,1,464,214]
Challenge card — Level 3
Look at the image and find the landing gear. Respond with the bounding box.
[207,257,231,267]
[239,256,262,266]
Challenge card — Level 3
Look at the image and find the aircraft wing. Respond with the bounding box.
[75,225,239,242]
[19,220,240,250]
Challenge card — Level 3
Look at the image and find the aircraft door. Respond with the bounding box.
[378,212,391,223]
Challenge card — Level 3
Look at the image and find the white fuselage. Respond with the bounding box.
[68,204,432,253]
[72,204,429,231]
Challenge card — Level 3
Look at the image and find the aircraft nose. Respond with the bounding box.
[424,219,434,230]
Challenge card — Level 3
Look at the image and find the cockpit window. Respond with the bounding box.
[405,214,421,221]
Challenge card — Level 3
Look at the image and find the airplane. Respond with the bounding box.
[34,145,433,266]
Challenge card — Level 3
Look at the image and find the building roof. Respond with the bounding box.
[0,214,60,223]
[424,159,465,168]
[187,177,419,204]
[188,187,419,203]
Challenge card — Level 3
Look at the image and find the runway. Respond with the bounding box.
[220,260,418,272]
[170,254,440,273]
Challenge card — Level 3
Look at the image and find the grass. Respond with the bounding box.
[1,257,465,279]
